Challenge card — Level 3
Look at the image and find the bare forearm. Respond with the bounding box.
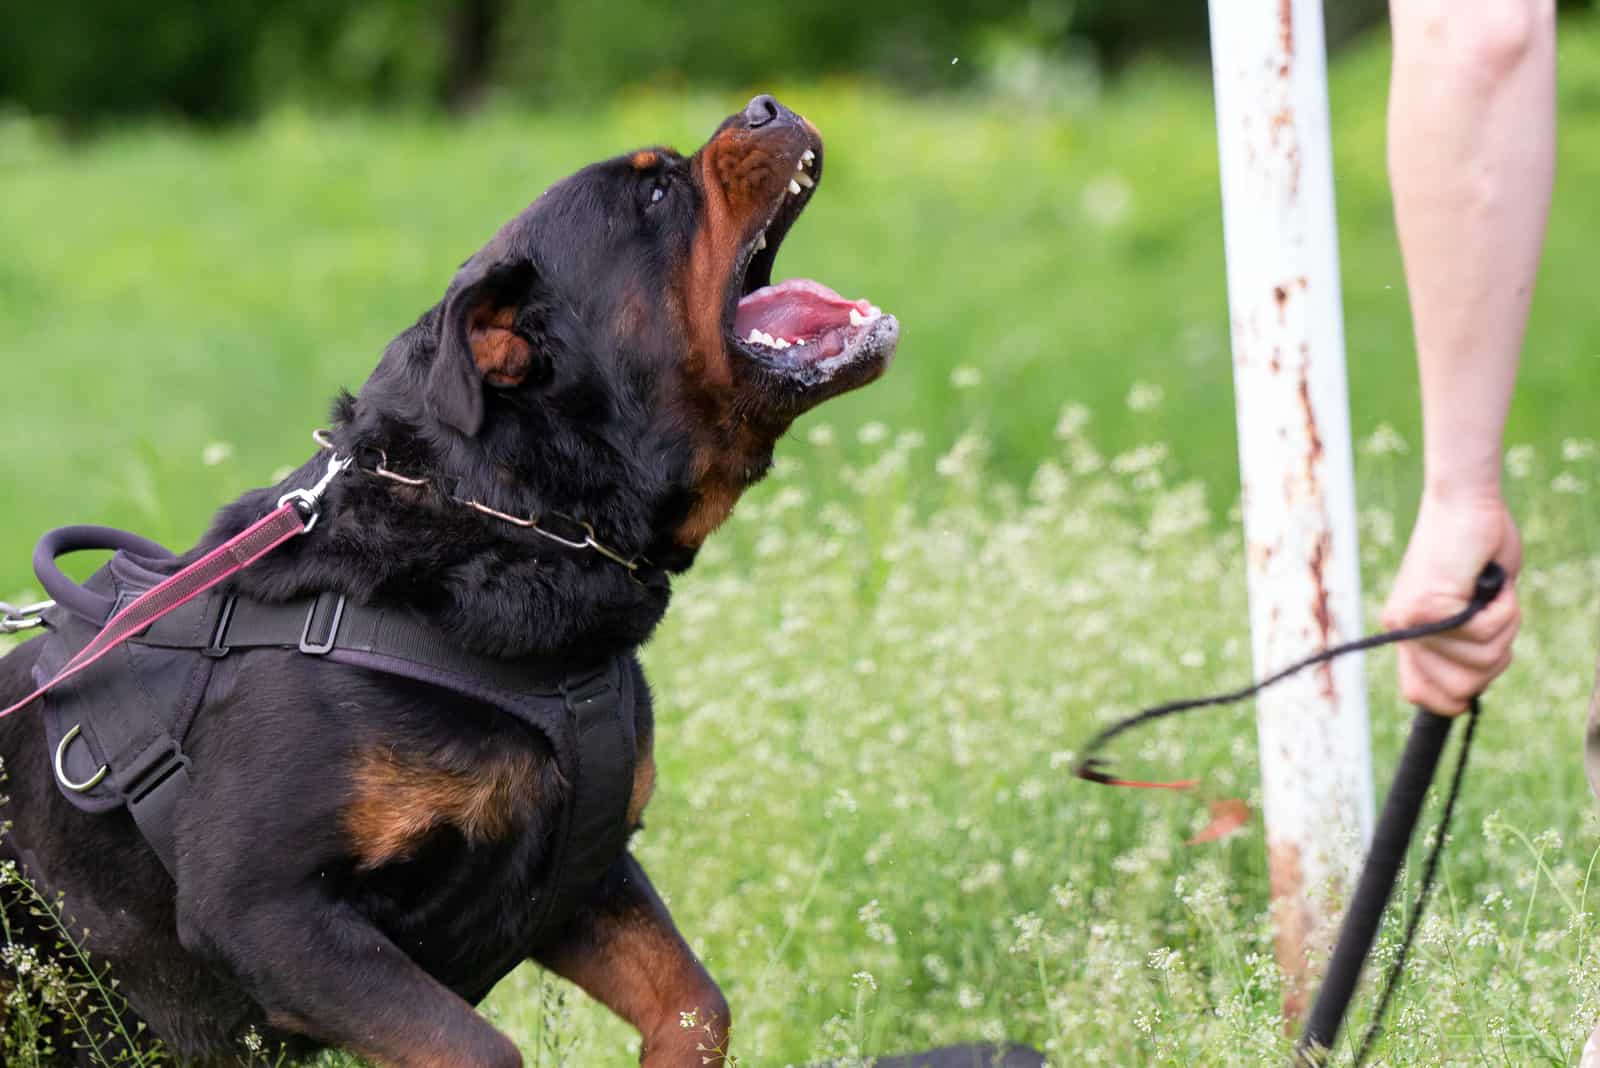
[1388,0,1554,500]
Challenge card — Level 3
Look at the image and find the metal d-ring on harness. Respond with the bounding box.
[1075,563,1507,1067]
[54,724,107,791]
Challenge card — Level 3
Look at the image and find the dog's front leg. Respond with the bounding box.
[535,852,730,1066]
[178,892,521,1068]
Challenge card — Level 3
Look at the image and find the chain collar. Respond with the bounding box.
[310,430,663,588]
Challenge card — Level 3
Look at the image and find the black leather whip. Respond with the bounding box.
[1075,563,1507,1066]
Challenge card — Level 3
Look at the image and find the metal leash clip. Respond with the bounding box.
[278,452,354,533]
[1,600,55,634]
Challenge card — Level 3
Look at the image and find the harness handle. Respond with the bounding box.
[3,452,351,725]
[33,525,177,626]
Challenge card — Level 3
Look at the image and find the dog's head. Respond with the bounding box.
[368,95,897,557]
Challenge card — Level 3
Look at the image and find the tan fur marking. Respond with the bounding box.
[676,451,745,546]
[616,284,652,342]
[628,752,657,829]
[537,894,729,1064]
[468,303,533,386]
[680,142,744,390]
[345,747,539,870]
[631,150,660,170]
[663,132,804,549]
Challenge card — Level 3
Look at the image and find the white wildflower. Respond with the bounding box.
[950,365,983,389]
[1125,381,1164,412]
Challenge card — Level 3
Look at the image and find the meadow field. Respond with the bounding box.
[5,26,1600,1067]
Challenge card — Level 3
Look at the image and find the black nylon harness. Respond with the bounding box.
[32,527,638,947]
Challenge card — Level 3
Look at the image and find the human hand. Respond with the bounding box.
[1380,489,1522,714]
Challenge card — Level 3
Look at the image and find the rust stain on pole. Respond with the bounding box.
[1269,840,1313,1026]
[1296,361,1325,482]
[1308,535,1339,700]
[1299,362,1338,700]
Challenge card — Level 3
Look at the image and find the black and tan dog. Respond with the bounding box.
[0,95,896,1067]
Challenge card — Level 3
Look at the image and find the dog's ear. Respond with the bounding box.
[428,258,544,436]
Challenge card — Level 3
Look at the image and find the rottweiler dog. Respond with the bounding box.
[0,94,896,1066]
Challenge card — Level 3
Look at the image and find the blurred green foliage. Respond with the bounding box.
[0,0,1369,123]
[10,1,1599,124]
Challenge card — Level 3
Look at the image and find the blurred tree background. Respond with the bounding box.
[0,0,1410,123]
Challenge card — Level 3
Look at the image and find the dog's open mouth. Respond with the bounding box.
[724,138,898,393]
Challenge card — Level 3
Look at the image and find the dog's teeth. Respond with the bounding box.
[788,179,802,196]
[793,337,807,346]
[747,329,764,343]
[773,337,791,350]
[756,232,767,250]
[802,149,815,164]
[794,172,814,189]
[849,308,867,327]
[869,305,882,318]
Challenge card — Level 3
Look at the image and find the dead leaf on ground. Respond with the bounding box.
[1187,798,1252,845]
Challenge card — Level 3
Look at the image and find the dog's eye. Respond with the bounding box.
[650,186,665,204]
[645,175,671,208]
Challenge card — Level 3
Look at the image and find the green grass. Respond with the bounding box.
[6,22,1600,1067]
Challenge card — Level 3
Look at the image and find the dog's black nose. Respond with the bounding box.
[742,94,781,129]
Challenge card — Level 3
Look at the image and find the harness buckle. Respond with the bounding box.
[299,593,346,656]
[119,736,190,807]
[202,594,238,659]
[562,666,616,717]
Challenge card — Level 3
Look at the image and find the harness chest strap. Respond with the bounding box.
[46,587,637,942]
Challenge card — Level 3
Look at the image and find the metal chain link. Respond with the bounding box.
[0,600,55,634]
[309,429,653,581]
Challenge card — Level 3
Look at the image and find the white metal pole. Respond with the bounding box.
[1207,0,1374,1023]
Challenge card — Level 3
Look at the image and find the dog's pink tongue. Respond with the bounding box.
[735,279,872,340]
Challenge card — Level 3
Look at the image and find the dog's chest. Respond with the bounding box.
[350,810,561,996]
[337,693,656,996]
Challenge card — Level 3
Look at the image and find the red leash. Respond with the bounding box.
[0,453,349,722]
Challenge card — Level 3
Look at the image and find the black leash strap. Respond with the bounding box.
[1073,564,1506,1066]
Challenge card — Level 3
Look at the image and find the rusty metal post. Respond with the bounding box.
[1207,0,1374,1024]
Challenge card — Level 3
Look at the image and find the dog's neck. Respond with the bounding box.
[204,428,696,664]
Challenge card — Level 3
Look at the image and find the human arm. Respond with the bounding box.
[1380,0,1555,713]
